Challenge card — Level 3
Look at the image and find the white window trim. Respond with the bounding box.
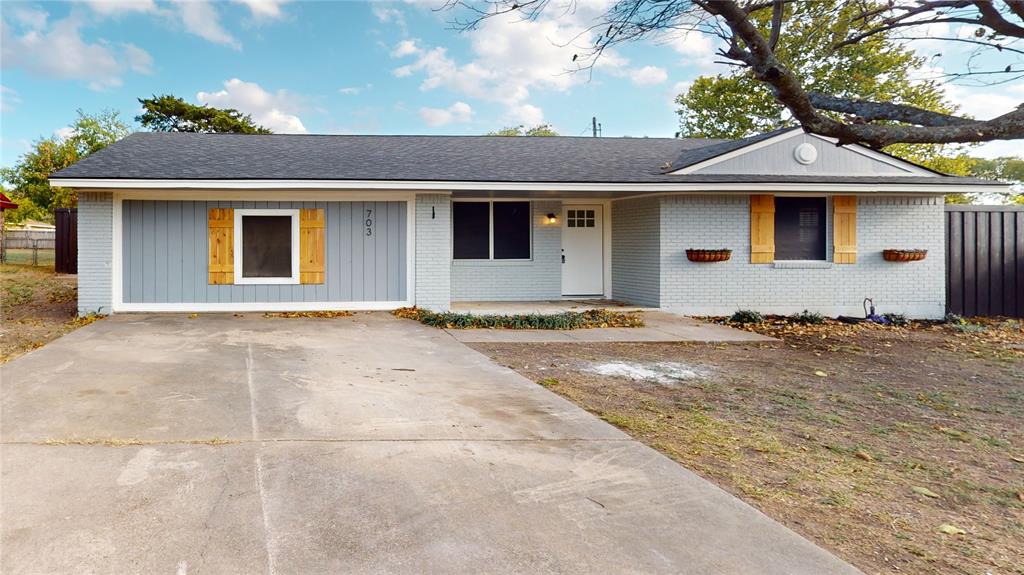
[233,208,301,285]
[451,199,533,262]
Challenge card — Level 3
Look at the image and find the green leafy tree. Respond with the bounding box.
[969,156,1024,204]
[487,124,559,136]
[137,95,272,134]
[674,0,972,178]
[0,110,131,220]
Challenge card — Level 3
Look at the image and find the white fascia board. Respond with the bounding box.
[47,178,1007,195]
[113,301,410,313]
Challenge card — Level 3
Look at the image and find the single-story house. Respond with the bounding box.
[49,127,1007,319]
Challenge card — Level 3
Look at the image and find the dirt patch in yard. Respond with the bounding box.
[471,319,1024,575]
[1,263,93,364]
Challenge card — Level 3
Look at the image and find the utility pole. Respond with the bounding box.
[592,116,602,138]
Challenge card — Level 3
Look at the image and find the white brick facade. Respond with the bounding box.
[655,194,946,318]
[451,200,562,301]
[611,197,661,306]
[414,194,452,311]
[78,192,114,316]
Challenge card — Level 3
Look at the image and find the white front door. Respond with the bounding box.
[561,205,604,296]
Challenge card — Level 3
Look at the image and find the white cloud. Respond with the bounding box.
[0,85,22,113]
[372,5,406,34]
[668,80,692,106]
[169,0,240,49]
[233,0,289,20]
[196,78,307,133]
[11,5,49,30]
[418,101,473,127]
[1,16,153,90]
[54,126,76,140]
[82,0,158,16]
[664,30,718,69]
[338,87,361,95]
[391,39,420,58]
[630,65,668,86]
[505,103,544,126]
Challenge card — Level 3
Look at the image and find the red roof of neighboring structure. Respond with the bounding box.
[0,192,17,210]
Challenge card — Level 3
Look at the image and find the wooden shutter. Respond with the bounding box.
[299,208,325,284]
[833,196,857,264]
[750,194,775,263]
[208,208,234,284]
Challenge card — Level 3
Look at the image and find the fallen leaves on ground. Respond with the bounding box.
[263,311,355,319]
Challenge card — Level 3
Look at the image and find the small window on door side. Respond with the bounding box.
[775,197,826,260]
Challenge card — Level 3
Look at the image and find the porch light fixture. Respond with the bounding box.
[545,213,558,224]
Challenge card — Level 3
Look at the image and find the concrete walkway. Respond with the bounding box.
[1,313,857,574]
[445,310,775,343]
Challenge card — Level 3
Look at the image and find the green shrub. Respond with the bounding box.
[729,310,764,324]
[791,310,826,325]
[882,312,910,327]
[392,307,644,330]
[944,313,966,325]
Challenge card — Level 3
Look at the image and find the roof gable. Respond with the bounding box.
[668,129,938,178]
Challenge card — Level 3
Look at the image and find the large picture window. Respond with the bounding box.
[453,201,531,260]
[775,197,826,260]
[233,209,300,284]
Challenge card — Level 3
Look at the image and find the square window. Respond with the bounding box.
[452,201,531,260]
[242,216,292,278]
[775,197,826,260]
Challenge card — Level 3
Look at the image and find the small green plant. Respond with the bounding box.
[791,309,826,325]
[944,313,966,325]
[729,310,764,324]
[882,312,910,327]
[392,308,644,330]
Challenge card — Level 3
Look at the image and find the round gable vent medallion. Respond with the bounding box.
[794,142,818,165]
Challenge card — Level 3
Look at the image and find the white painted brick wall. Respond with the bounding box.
[414,194,452,311]
[611,197,661,306]
[78,191,113,316]
[451,200,562,301]
[658,194,946,318]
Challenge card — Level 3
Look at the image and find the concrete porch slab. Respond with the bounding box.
[443,310,776,344]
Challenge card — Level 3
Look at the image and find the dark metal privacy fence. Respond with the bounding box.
[946,205,1024,318]
[55,208,77,274]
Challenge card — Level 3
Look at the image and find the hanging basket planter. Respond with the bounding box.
[883,249,928,262]
[686,249,732,263]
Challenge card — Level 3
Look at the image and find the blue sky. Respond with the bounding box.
[2,0,1021,170]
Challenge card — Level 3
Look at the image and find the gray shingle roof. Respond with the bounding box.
[50,131,999,186]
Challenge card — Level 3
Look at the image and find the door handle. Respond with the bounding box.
[562,255,566,263]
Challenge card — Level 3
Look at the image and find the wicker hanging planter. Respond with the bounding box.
[883,249,928,262]
[686,249,732,263]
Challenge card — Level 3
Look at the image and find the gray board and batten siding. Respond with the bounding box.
[121,200,407,304]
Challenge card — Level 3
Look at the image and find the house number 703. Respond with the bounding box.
[365,208,374,236]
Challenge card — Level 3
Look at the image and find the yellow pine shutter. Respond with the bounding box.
[833,196,857,264]
[299,208,325,284]
[750,194,775,263]
[208,208,234,284]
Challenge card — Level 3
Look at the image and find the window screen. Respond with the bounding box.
[241,215,293,277]
[492,201,531,259]
[775,197,826,260]
[453,202,490,259]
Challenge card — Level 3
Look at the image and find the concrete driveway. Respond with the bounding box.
[1,313,860,575]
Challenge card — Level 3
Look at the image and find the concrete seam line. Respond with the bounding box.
[247,343,278,575]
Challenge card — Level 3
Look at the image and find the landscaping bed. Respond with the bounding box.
[471,317,1024,575]
[393,307,644,329]
[0,263,97,364]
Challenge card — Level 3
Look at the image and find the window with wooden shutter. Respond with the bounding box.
[750,195,775,263]
[833,196,857,264]
[299,208,325,284]
[208,208,234,284]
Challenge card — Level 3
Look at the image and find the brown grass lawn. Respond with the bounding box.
[471,318,1024,575]
[0,263,95,363]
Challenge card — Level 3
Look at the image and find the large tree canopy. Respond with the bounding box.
[0,110,130,221]
[137,95,272,134]
[674,0,975,176]
[445,0,1024,149]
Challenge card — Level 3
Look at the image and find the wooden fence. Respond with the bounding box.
[946,205,1024,318]
[55,208,77,274]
